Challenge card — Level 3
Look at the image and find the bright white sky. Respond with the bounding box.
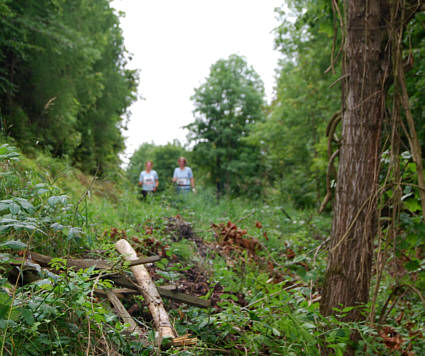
[111,0,283,162]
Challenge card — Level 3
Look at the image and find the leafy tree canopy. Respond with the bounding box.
[187,54,265,196]
[247,1,340,207]
[0,0,138,177]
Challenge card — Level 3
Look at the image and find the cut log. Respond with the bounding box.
[115,239,177,342]
[157,287,211,308]
[106,274,136,289]
[23,251,160,270]
[106,275,211,308]
[28,251,112,270]
[129,255,161,266]
[105,290,147,344]
[95,288,138,297]
[10,254,210,308]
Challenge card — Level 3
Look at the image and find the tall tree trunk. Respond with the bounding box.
[320,0,389,325]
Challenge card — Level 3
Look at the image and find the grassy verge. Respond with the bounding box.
[1,143,424,355]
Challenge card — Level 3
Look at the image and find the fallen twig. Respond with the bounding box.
[128,255,160,266]
[105,274,211,308]
[105,290,148,343]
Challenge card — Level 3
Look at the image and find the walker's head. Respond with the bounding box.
[145,160,153,171]
[178,157,187,169]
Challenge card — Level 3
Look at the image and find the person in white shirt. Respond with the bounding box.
[138,161,159,198]
[172,157,195,193]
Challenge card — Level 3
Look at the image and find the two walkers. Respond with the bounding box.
[138,157,195,198]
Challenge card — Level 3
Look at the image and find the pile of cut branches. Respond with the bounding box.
[8,239,211,349]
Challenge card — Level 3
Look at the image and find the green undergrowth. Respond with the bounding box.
[1,143,424,355]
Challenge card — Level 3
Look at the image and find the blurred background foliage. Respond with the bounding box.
[0,0,138,178]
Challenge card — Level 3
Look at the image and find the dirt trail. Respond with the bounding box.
[107,215,293,311]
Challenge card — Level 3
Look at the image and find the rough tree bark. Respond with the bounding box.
[320,0,390,325]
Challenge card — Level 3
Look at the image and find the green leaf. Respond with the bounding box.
[8,202,21,215]
[15,198,34,212]
[336,329,347,338]
[0,240,27,250]
[407,162,416,173]
[302,322,316,329]
[272,327,281,336]
[406,233,420,248]
[50,223,64,231]
[21,308,35,325]
[0,319,17,329]
[405,259,420,271]
[37,188,50,195]
[249,311,260,321]
[0,223,37,233]
[47,195,68,207]
[67,227,82,240]
[0,292,12,319]
[404,199,421,213]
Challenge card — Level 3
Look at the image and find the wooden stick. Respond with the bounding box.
[28,251,112,270]
[105,290,146,340]
[115,239,177,342]
[106,275,211,308]
[9,257,211,309]
[129,255,161,266]
[25,251,160,270]
[157,287,211,308]
[95,288,138,296]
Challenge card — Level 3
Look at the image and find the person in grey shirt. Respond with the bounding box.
[172,157,195,193]
[138,161,159,198]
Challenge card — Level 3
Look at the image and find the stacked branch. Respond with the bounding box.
[105,290,148,343]
[9,242,209,348]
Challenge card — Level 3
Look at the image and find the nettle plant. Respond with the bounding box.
[0,255,119,355]
[0,144,90,255]
[0,144,151,356]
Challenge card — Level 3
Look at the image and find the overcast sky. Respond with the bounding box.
[111,0,283,161]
